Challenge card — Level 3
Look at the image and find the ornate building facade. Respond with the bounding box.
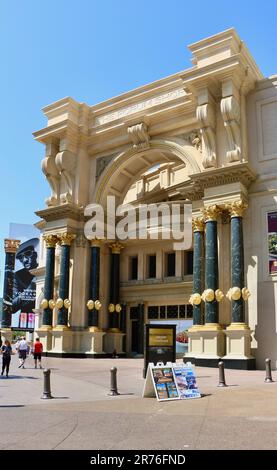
[9,28,275,368]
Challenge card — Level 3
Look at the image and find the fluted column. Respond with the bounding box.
[203,205,221,324]
[56,233,76,327]
[2,239,20,328]
[191,218,205,326]
[87,239,101,329]
[228,200,250,324]
[108,242,124,331]
[41,235,58,327]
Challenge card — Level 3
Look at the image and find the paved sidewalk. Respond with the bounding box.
[1,356,277,450]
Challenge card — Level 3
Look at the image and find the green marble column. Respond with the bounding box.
[230,201,248,323]
[108,242,124,331]
[2,239,20,328]
[192,218,205,325]
[42,235,57,327]
[204,206,220,324]
[88,240,101,328]
[56,233,76,327]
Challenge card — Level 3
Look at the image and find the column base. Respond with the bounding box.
[223,323,254,360]
[104,332,125,354]
[0,328,13,343]
[51,328,73,353]
[36,328,53,351]
[80,330,106,354]
[183,356,256,370]
[187,325,204,357]
[185,324,225,360]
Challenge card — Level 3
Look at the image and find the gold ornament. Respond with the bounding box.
[226,287,242,301]
[231,287,241,301]
[203,205,221,222]
[242,287,251,301]
[4,239,21,253]
[202,289,215,302]
[108,303,115,313]
[43,234,58,248]
[230,200,248,218]
[87,300,95,310]
[56,298,64,309]
[40,298,48,309]
[115,303,122,313]
[95,300,102,310]
[49,299,56,309]
[192,218,205,232]
[215,289,224,302]
[109,242,124,254]
[64,299,71,309]
[57,233,76,246]
[189,293,202,305]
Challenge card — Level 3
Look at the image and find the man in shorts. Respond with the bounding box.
[33,337,43,369]
[17,336,28,368]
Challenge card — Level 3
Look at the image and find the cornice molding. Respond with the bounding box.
[36,203,85,223]
[189,162,256,190]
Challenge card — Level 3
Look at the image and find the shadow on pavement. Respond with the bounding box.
[0,405,25,408]
[0,375,39,380]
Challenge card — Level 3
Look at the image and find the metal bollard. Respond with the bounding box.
[217,361,227,387]
[41,368,53,399]
[265,358,273,383]
[108,366,120,396]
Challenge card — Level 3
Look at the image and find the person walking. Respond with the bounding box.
[33,338,43,369]
[17,336,28,368]
[1,340,12,377]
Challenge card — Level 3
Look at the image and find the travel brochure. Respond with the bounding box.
[151,363,201,401]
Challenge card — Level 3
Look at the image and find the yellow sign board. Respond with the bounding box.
[149,328,174,347]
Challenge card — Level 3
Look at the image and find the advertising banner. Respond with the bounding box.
[149,319,193,355]
[9,223,40,330]
[143,361,201,401]
[143,324,176,378]
[268,212,277,275]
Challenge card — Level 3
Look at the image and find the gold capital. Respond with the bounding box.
[230,200,248,218]
[57,232,76,246]
[192,217,205,232]
[43,234,58,248]
[4,239,21,253]
[109,242,124,254]
[203,205,221,222]
[90,238,103,248]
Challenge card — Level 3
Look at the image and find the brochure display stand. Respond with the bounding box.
[143,362,201,401]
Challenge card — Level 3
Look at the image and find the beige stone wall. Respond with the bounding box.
[246,78,277,368]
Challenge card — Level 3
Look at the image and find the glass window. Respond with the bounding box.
[129,256,138,280]
[187,251,193,275]
[148,254,156,278]
[130,306,139,320]
[184,251,193,275]
[166,252,175,277]
[167,305,178,318]
[160,306,166,318]
[148,306,159,319]
[187,304,193,318]
[179,305,187,318]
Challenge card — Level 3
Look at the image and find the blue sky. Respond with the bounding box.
[0,0,277,285]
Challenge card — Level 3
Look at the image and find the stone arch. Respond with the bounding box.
[93,138,202,207]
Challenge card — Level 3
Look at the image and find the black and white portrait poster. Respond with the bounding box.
[9,223,40,329]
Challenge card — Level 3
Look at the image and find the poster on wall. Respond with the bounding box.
[149,319,193,356]
[268,212,277,275]
[9,223,40,330]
